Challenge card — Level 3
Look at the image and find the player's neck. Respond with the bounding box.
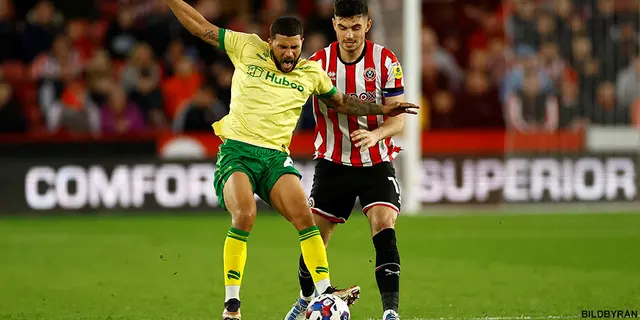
[338,42,366,64]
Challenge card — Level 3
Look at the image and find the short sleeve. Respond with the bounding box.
[219,29,263,60]
[383,50,405,97]
[313,64,336,98]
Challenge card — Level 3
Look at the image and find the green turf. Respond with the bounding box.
[1,213,639,320]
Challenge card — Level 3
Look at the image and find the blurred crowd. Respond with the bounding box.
[1,0,639,136]
[422,0,640,131]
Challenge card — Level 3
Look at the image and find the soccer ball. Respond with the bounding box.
[305,294,350,320]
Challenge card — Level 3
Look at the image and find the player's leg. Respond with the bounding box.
[297,213,337,299]
[283,160,358,320]
[221,172,256,312]
[213,140,261,320]
[268,173,360,304]
[359,163,402,319]
[269,173,334,294]
[297,159,356,299]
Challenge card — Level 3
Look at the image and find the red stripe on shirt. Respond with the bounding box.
[364,42,382,164]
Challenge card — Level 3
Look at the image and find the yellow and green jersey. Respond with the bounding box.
[211,29,337,152]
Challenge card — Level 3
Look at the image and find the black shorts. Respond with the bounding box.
[309,159,401,223]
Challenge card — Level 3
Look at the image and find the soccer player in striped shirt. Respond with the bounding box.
[162,0,419,319]
[285,1,406,319]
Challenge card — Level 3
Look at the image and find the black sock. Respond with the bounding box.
[298,254,316,298]
[373,228,400,313]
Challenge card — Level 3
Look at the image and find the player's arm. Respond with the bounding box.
[163,0,221,47]
[350,94,405,151]
[319,91,417,117]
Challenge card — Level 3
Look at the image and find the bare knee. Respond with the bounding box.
[367,206,398,235]
[230,207,257,232]
[289,205,315,231]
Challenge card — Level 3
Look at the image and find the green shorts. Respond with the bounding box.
[213,139,302,210]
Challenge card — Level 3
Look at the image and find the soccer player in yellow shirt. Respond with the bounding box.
[163,1,419,318]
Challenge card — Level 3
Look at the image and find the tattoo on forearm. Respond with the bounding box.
[203,29,218,42]
[339,95,383,116]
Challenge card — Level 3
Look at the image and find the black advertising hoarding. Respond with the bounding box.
[0,154,638,214]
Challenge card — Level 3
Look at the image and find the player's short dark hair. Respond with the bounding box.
[334,0,369,18]
[270,16,304,38]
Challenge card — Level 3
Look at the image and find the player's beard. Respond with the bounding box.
[272,51,300,73]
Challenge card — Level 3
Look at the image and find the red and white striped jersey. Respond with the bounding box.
[309,40,405,167]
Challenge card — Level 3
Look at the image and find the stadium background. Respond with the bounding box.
[0,0,639,319]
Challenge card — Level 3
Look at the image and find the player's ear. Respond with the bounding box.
[332,18,338,31]
[366,18,372,32]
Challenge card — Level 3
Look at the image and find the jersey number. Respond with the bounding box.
[284,157,294,167]
[388,177,400,194]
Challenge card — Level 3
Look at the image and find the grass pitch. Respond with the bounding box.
[1,212,639,320]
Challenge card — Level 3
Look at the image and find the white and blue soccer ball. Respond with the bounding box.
[305,294,350,320]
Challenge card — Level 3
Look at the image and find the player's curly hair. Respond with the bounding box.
[334,0,369,18]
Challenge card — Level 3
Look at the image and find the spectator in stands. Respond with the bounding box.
[101,86,146,134]
[0,0,20,63]
[457,70,503,128]
[617,54,640,109]
[505,0,537,49]
[161,56,201,119]
[428,90,459,130]
[31,34,83,111]
[163,40,186,77]
[302,32,328,59]
[173,83,226,132]
[591,81,629,126]
[20,0,63,62]
[501,45,553,103]
[66,19,93,62]
[0,79,27,133]
[554,0,574,59]
[486,37,512,84]
[468,49,489,74]
[46,81,100,134]
[536,12,559,47]
[129,66,166,129]
[104,5,139,60]
[209,60,233,108]
[612,20,639,74]
[505,70,559,133]
[467,11,504,54]
[539,41,566,85]
[589,0,617,59]
[304,0,336,43]
[121,43,161,93]
[422,26,463,91]
[86,50,115,106]
[558,75,588,130]
[139,1,180,58]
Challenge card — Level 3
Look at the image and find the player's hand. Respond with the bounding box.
[351,129,381,152]
[381,102,419,117]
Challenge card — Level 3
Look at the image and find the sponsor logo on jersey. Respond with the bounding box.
[255,52,268,61]
[364,67,377,81]
[348,91,376,102]
[246,65,305,92]
[393,64,403,79]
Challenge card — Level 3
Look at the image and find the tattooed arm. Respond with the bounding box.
[163,0,220,47]
[319,91,418,117]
